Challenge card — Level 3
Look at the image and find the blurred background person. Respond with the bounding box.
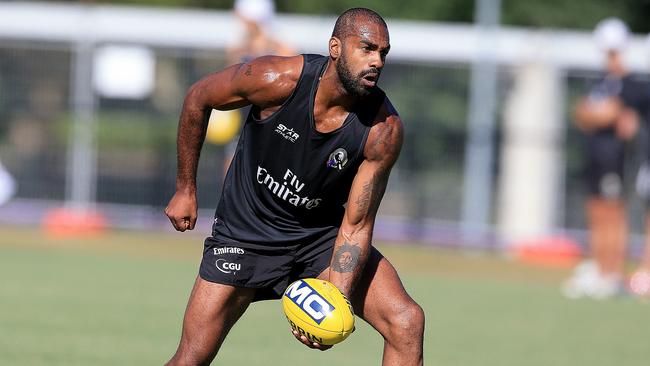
[563,18,647,299]
[205,0,297,179]
[227,0,295,64]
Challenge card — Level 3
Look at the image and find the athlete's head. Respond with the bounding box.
[594,18,629,76]
[329,8,390,97]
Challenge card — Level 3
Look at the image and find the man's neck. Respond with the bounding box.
[317,60,358,112]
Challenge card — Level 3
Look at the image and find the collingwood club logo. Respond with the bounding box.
[275,123,299,143]
[327,148,348,170]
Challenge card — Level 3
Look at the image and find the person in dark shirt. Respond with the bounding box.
[563,18,644,299]
[163,8,424,365]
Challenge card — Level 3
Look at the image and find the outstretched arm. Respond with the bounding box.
[328,101,403,297]
[165,55,303,232]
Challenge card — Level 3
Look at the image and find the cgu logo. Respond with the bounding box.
[215,259,241,274]
[284,280,334,324]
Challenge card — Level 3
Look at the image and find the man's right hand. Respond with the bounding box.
[615,107,639,141]
[164,191,198,232]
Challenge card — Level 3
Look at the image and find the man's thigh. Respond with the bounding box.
[169,276,256,365]
[317,247,419,329]
[315,248,424,365]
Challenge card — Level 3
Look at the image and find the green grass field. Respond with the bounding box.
[1,226,649,365]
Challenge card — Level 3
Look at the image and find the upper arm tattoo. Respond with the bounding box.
[366,110,403,168]
[331,242,361,273]
[369,119,394,155]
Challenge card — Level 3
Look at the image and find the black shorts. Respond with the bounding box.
[199,228,337,302]
[586,132,625,199]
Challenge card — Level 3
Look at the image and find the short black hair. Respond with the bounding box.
[331,8,387,40]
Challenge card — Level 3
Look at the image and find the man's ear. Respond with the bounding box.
[329,37,341,59]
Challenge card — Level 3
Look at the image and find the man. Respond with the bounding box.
[563,18,644,299]
[164,8,425,366]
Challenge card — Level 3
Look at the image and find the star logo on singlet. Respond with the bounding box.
[275,123,299,143]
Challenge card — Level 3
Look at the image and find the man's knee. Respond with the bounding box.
[386,300,425,340]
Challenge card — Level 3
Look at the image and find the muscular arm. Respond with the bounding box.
[165,55,303,231]
[573,96,622,132]
[328,100,403,297]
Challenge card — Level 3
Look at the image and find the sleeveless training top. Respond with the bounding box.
[212,54,385,248]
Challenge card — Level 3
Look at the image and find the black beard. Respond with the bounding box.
[335,54,375,97]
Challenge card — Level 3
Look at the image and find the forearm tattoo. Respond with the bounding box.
[332,242,361,273]
[355,172,388,214]
[356,180,373,213]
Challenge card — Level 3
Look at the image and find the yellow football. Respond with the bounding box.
[205,109,241,145]
[282,278,355,346]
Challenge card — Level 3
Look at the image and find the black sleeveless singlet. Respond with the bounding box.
[212,54,385,248]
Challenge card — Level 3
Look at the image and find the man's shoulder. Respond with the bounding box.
[234,54,307,107]
[369,91,399,126]
[374,97,402,136]
[354,88,395,126]
[245,53,327,75]
[363,95,403,165]
[244,54,305,79]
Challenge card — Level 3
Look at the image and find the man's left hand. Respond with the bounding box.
[290,329,333,351]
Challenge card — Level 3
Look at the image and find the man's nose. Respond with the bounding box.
[369,52,384,70]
